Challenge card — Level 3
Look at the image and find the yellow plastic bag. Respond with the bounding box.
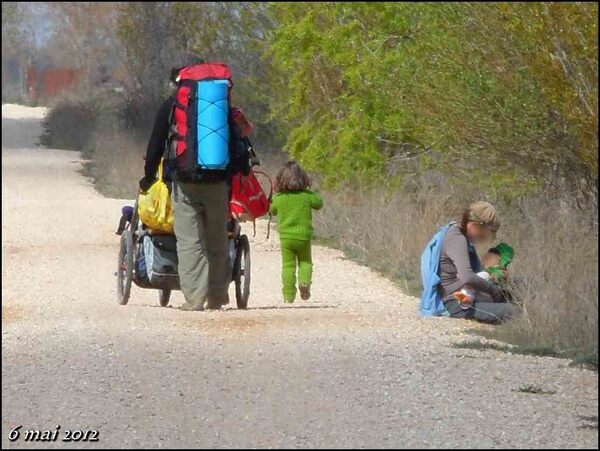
[137,160,174,234]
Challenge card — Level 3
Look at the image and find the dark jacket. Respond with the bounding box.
[144,96,174,180]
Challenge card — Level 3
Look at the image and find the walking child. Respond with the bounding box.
[270,161,323,303]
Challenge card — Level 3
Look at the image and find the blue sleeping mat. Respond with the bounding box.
[197,79,230,170]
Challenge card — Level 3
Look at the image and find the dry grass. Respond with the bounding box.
[39,96,148,200]
[490,194,598,363]
[312,183,478,295]
[82,130,146,199]
[313,183,598,363]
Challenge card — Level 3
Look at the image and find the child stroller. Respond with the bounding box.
[116,199,251,309]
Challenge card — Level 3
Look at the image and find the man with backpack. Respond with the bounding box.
[139,59,250,311]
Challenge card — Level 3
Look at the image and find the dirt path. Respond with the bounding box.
[2,104,597,448]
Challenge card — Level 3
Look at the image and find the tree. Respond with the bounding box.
[489,2,598,180]
[44,2,121,94]
[264,2,598,192]
[2,2,34,58]
[116,2,279,148]
[2,2,40,102]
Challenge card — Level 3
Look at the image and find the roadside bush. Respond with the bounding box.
[82,130,145,199]
[39,100,96,151]
[39,90,153,198]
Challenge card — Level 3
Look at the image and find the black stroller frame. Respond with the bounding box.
[116,198,251,309]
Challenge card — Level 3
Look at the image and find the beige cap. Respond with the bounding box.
[468,201,500,235]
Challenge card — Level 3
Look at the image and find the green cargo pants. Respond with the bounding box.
[172,180,230,308]
[280,238,312,302]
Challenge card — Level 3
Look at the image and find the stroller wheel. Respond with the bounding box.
[234,234,251,309]
[158,289,171,307]
[117,231,134,305]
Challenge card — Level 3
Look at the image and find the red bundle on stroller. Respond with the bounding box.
[229,168,273,237]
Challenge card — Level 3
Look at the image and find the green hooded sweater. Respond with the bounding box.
[486,242,514,282]
[269,190,323,241]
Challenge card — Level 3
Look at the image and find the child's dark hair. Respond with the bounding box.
[275,161,311,193]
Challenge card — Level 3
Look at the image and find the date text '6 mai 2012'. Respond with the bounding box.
[8,425,99,443]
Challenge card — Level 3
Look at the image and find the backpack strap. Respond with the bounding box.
[243,136,260,166]
[252,169,273,239]
[252,169,274,229]
[172,171,178,202]
[253,169,273,200]
[165,96,178,202]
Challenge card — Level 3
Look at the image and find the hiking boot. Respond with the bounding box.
[206,293,229,310]
[205,299,223,311]
[221,293,230,306]
[299,284,311,301]
[180,302,204,312]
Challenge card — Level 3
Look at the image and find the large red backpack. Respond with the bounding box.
[168,62,272,234]
[168,63,233,182]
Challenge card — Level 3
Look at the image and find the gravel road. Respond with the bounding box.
[2,104,598,449]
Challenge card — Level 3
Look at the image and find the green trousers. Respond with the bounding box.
[280,238,313,301]
[172,181,230,308]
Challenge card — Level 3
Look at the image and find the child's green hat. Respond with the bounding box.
[490,242,514,268]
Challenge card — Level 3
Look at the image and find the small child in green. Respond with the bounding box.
[481,242,514,284]
[269,161,323,303]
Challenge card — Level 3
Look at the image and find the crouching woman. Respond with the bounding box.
[422,201,516,323]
